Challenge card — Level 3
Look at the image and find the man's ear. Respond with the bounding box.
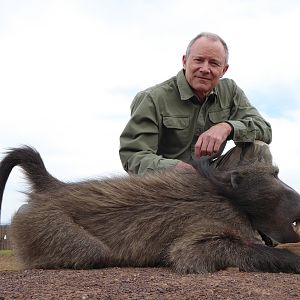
[230,171,242,189]
[220,64,229,78]
[182,55,187,70]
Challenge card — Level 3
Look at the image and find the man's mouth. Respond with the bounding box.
[196,76,211,82]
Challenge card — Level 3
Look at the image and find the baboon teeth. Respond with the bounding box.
[292,220,300,236]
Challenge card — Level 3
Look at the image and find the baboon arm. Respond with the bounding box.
[168,235,300,274]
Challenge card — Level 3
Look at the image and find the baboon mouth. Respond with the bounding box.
[258,231,278,247]
[259,220,300,247]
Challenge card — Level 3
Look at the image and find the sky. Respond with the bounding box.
[1,0,300,224]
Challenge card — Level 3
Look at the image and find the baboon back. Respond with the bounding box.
[2,146,300,273]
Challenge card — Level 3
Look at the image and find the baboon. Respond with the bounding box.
[1,146,300,274]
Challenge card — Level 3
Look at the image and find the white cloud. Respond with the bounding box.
[1,0,300,223]
[269,111,300,192]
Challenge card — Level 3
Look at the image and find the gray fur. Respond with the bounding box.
[1,146,300,273]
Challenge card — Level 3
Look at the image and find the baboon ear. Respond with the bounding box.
[230,171,243,189]
[192,157,211,177]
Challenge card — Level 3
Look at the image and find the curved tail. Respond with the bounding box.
[0,146,62,223]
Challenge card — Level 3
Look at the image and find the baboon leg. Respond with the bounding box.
[168,234,300,274]
[10,208,112,269]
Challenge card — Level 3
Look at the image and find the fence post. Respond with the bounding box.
[0,225,11,250]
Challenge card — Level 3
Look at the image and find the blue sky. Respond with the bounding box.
[1,0,300,223]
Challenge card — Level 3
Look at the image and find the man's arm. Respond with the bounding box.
[194,81,271,159]
[119,92,181,174]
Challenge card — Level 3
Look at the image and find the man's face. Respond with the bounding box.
[182,37,229,100]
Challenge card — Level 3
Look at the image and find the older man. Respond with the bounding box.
[119,32,272,174]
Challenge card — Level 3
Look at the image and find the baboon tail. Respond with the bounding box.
[0,146,62,217]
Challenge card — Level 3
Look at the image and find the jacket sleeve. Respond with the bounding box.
[119,92,180,174]
[226,82,272,144]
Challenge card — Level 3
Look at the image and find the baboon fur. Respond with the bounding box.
[1,146,300,274]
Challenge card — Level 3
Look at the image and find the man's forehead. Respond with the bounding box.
[190,38,226,59]
[191,37,224,51]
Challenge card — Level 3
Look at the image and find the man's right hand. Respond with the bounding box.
[194,122,232,159]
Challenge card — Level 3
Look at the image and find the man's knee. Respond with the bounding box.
[241,140,272,164]
[213,140,272,170]
[253,140,268,146]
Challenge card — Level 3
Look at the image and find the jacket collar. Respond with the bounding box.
[176,69,217,103]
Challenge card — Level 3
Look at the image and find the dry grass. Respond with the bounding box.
[0,250,13,256]
[0,250,22,271]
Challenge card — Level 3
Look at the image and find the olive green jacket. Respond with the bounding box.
[119,70,272,174]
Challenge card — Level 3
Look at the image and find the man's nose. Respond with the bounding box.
[199,61,210,72]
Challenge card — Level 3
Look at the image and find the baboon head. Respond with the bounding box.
[194,159,300,244]
[230,165,300,244]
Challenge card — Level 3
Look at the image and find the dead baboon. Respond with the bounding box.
[1,146,300,274]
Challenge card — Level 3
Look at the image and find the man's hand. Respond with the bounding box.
[195,122,232,159]
[175,161,196,172]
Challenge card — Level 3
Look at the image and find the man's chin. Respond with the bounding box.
[193,85,211,97]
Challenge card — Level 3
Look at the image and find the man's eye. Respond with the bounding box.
[210,61,221,67]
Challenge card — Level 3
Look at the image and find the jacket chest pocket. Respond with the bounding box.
[160,116,190,155]
[208,108,231,124]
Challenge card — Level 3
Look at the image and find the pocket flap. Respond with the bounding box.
[163,116,189,129]
[208,108,231,123]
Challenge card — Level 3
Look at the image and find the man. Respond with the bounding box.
[119,32,272,174]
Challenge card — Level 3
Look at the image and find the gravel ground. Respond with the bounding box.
[1,264,300,299]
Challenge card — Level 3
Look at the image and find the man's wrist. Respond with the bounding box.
[223,122,234,139]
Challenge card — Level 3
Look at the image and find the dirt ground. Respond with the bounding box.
[1,256,300,300]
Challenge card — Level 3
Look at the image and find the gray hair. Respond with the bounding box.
[186,32,229,65]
